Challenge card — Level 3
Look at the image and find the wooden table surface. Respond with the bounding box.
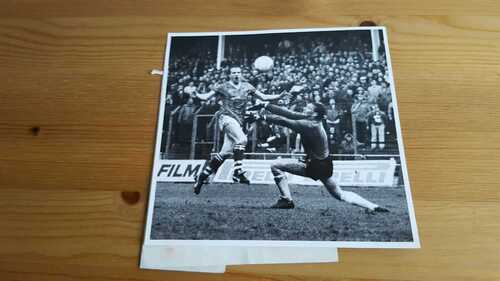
[1,1,500,280]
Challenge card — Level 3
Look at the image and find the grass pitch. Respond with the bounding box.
[151,182,413,242]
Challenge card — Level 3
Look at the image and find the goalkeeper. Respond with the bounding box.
[246,101,389,212]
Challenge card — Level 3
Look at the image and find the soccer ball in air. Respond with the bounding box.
[254,56,274,72]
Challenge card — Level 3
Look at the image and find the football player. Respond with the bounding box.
[246,101,389,213]
[193,66,286,194]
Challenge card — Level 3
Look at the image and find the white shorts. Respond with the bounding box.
[218,115,247,156]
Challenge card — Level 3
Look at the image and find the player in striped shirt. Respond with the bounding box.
[193,66,286,194]
[246,102,389,212]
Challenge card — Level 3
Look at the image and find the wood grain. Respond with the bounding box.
[1,2,500,280]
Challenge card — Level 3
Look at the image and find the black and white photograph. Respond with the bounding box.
[143,27,419,248]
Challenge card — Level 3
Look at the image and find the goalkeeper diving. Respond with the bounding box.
[245,101,390,212]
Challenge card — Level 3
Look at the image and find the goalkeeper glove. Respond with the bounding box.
[244,112,266,123]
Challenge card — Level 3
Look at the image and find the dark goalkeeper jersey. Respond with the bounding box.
[265,105,330,161]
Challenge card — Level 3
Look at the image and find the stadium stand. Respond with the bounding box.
[161,32,399,160]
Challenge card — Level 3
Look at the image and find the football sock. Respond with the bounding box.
[323,177,377,210]
[233,145,245,175]
[340,190,378,210]
[272,173,293,201]
[200,154,224,180]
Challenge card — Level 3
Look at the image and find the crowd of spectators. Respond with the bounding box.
[161,32,399,158]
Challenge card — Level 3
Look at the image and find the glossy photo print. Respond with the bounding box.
[142,27,419,249]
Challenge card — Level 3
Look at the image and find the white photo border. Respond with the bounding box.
[143,26,420,249]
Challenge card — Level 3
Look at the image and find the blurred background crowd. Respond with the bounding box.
[161,30,399,159]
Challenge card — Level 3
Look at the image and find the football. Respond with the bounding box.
[254,55,274,72]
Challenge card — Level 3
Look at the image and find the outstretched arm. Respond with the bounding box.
[245,109,305,133]
[252,90,288,101]
[266,104,308,120]
[195,90,217,101]
[264,114,307,133]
